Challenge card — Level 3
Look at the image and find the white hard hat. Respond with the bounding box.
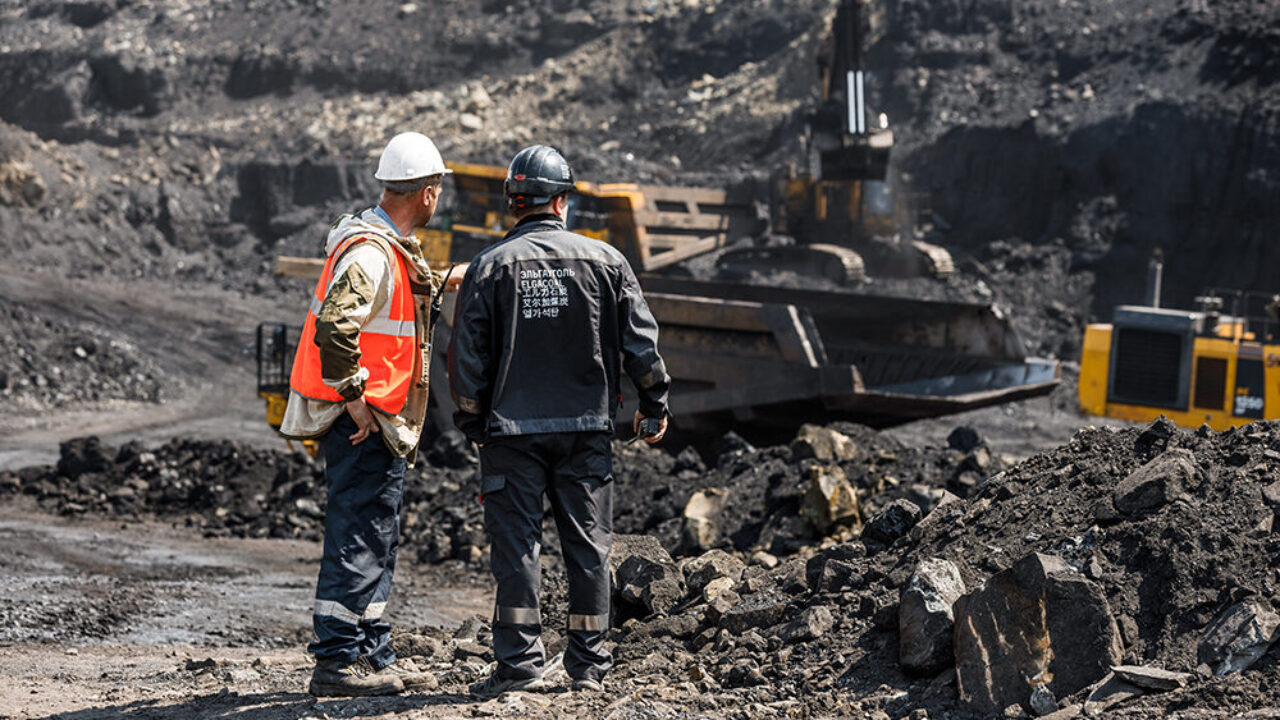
[374,132,452,181]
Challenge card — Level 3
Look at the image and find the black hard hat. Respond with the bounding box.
[504,145,574,210]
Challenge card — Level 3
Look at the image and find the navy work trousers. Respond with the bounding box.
[307,412,405,670]
[479,431,614,683]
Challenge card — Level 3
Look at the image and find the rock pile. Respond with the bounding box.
[1,435,323,538]
[0,433,469,552]
[0,420,995,562]
[612,423,1005,561]
[0,298,164,409]
[551,417,1280,718]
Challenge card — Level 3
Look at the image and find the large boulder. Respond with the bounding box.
[1113,448,1198,514]
[609,534,673,572]
[899,558,966,675]
[778,605,835,643]
[720,594,789,634]
[712,432,754,463]
[57,436,114,478]
[671,446,706,475]
[615,554,684,617]
[684,549,746,595]
[611,534,684,617]
[804,543,866,593]
[1111,665,1191,690]
[954,553,1123,714]
[862,498,923,547]
[681,488,730,552]
[1133,416,1178,456]
[791,424,859,462]
[1197,600,1280,675]
[800,465,860,535]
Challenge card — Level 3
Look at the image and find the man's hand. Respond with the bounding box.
[633,410,668,444]
[345,397,380,445]
[444,263,469,292]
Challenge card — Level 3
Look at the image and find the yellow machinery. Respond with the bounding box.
[420,162,763,273]
[1079,291,1280,430]
[271,162,760,278]
[256,323,318,455]
[256,0,1063,447]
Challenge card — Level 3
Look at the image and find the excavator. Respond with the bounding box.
[257,0,1054,445]
[716,0,953,283]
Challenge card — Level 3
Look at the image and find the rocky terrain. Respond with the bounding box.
[0,421,998,580]
[7,418,1280,718]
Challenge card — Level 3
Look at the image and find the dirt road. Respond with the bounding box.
[0,500,495,720]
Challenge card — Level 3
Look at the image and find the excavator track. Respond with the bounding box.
[715,243,867,285]
[916,239,957,275]
[912,240,955,278]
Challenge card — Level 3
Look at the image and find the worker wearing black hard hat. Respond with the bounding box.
[448,145,671,698]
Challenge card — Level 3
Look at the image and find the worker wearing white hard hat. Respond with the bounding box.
[281,130,466,697]
[374,131,453,186]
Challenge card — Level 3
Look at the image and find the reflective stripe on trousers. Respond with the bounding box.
[307,412,405,670]
[497,606,542,626]
[568,613,610,632]
[480,431,615,682]
[313,599,388,625]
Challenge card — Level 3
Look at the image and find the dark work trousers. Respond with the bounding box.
[307,411,406,670]
[479,431,614,682]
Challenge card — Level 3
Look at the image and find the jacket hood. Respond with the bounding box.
[326,209,434,283]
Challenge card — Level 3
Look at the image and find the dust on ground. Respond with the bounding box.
[0,498,490,720]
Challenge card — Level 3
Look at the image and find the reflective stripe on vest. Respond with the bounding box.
[288,232,417,416]
[308,296,416,337]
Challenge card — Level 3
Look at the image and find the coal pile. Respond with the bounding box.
[0,435,323,538]
[613,423,1005,560]
[556,417,1280,719]
[0,432,486,558]
[0,420,998,560]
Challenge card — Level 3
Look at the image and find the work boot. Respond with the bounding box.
[570,676,604,692]
[468,671,547,699]
[308,657,404,697]
[373,657,439,692]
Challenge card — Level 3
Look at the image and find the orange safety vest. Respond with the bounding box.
[289,232,416,416]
